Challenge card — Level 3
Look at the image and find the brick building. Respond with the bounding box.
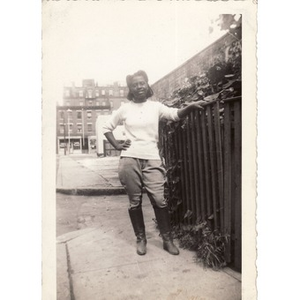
[56,79,129,154]
[151,32,241,100]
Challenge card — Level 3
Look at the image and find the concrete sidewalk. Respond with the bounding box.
[56,154,241,300]
[56,154,126,195]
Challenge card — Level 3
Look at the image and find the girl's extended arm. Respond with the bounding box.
[177,100,206,119]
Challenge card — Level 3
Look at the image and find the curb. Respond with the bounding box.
[57,243,71,300]
[56,187,127,196]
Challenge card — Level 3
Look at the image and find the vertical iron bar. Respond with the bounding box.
[200,111,212,221]
[195,110,206,221]
[233,100,242,271]
[190,111,201,223]
[173,128,180,224]
[186,115,194,224]
[207,105,218,230]
[223,102,232,263]
[178,123,185,224]
[214,101,224,231]
[182,120,190,225]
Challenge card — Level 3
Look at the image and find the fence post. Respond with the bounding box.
[223,101,232,263]
[207,105,219,230]
[214,101,224,230]
[233,100,242,271]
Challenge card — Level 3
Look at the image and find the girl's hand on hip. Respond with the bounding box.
[116,139,131,151]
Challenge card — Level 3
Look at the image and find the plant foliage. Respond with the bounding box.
[173,222,230,270]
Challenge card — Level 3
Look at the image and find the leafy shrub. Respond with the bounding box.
[173,222,229,270]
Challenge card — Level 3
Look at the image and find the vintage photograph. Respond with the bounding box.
[43,1,257,299]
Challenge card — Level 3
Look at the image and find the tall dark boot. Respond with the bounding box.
[154,206,179,255]
[128,207,147,255]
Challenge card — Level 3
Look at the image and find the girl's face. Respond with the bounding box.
[130,75,149,102]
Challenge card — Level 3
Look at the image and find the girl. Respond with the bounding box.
[103,70,204,256]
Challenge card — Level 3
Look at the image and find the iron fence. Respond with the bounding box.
[160,96,241,270]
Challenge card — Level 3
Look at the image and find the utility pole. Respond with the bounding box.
[67,109,72,154]
[63,111,66,155]
[82,108,85,148]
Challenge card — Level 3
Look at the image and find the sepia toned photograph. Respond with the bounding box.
[42,1,257,299]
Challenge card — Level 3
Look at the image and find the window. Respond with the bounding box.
[87,111,92,119]
[109,89,113,96]
[88,90,93,98]
[59,124,64,134]
[87,123,93,132]
[120,89,124,97]
[102,101,107,106]
[68,123,73,133]
[88,100,93,106]
[95,90,99,97]
[110,101,114,108]
[96,101,100,106]
[79,90,83,97]
[101,90,105,96]
[67,110,72,119]
[77,111,82,119]
[77,123,82,133]
[79,101,83,106]
[59,111,64,120]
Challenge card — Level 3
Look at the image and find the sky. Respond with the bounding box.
[43,1,228,104]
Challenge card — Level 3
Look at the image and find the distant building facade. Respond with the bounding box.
[56,79,129,154]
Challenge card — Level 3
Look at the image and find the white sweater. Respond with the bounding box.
[102,99,180,160]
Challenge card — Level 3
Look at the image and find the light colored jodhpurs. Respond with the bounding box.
[118,157,167,209]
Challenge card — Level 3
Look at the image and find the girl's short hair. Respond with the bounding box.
[126,70,154,101]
